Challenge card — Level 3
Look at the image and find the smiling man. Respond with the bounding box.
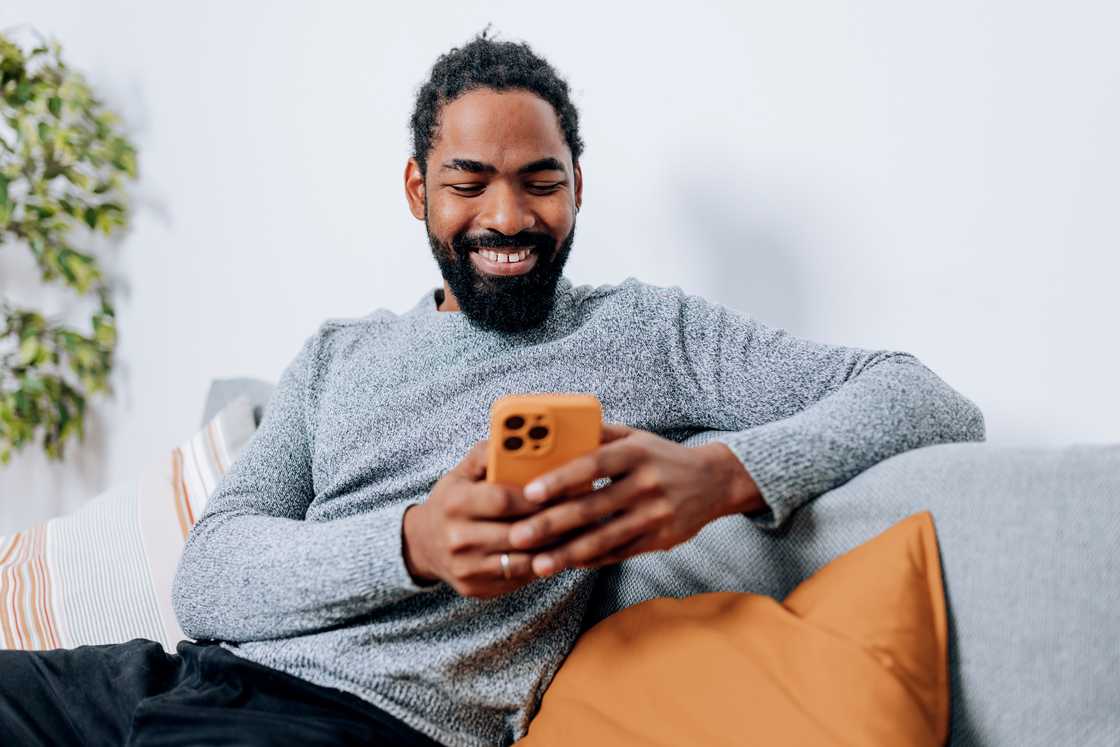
[0,28,984,747]
[412,78,581,332]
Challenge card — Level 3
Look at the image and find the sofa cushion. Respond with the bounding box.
[0,397,256,653]
[521,513,949,746]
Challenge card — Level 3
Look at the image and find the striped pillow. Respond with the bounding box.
[0,396,256,653]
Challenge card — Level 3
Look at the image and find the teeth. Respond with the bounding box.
[478,248,532,264]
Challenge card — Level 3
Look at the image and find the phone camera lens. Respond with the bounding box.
[528,425,549,440]
[503,436,524,451]
[504,415,525,430]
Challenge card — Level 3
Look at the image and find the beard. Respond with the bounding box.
[425,207,575,334]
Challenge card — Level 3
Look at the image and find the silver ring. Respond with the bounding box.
[500,552,512,580]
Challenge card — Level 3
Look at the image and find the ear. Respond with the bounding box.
[404,157,426,221]
[574,161,583,212]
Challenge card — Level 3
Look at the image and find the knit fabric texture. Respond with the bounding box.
[171,275,985,747]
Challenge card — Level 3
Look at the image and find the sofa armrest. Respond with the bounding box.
[201,378,276,428]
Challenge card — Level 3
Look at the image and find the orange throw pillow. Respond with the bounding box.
[518,512,949,747]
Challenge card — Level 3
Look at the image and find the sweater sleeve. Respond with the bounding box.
[659,286,986,529]
[171,326,439,643]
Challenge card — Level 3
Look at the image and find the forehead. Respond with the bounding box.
[432,88,570,168]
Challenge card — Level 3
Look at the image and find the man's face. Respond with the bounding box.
[405,88,583,333]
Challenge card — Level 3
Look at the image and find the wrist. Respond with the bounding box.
[699,442,767,518]
[402,504,440,585]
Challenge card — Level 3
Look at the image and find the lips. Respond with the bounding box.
[469,247,539,276]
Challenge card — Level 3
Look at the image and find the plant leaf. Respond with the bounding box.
[18,336,42,365]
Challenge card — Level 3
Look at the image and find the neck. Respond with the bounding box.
[436,283,460,312]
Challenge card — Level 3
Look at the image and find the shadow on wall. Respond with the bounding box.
[672,158,809,336]
[0,400,114,534]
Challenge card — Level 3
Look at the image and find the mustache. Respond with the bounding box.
[452,231,554,254]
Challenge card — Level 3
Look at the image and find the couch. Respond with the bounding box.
[199,377,1120,746]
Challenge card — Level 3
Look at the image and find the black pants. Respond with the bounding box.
[0,638,444,746]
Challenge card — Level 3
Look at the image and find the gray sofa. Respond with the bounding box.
[203,379,1120,747]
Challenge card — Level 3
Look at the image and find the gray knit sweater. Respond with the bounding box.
[171,275,985,746]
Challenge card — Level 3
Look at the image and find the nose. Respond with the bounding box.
[478,180,536,237]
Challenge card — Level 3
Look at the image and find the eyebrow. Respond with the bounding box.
[439,157,567,176]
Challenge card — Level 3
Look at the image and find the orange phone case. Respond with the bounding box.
[486,393,603,495]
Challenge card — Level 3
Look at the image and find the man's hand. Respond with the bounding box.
[403,440,543,598]
[508,423,766,577]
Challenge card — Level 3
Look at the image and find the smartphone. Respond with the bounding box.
[486,393,603,496]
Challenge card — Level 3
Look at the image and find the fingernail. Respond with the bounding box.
[511,525,535,546]
[534,555,556,576]
[525,481,545,501]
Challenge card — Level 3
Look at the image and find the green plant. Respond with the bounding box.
[0,30,137,464]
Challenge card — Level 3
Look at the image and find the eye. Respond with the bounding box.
[528,182,564,193]
[449,184,485,195]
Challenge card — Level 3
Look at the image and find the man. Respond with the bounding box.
[0,29,984,747]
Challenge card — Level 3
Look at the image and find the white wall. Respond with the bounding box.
[2,0,1117,533]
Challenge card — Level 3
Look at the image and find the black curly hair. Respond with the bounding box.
[409,25,584,179]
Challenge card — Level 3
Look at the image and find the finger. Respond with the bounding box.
[532,507,653,576]
[454,551,535,584]
[447,520,530,553]
[453,552,536,598]
[461,577,534,600]
[456,482,539,520]
[575,534,654,568]
[523,426,634,504]
[600,421,635,444]
[508,480,636,550]
[457,439,490,480]
[488,550,534,582]
[524,439,639,504]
